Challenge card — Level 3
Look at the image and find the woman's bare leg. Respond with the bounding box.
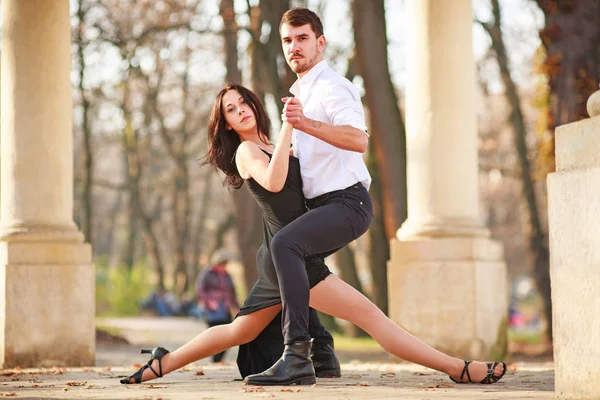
[309,275,504,382]
[128,304,282,383]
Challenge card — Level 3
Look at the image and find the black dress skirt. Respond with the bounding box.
[235,152,332,377]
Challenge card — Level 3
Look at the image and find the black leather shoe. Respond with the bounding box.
[243,341,316,386]
[312,335,341,378]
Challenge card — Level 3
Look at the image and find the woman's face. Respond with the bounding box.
[222,89,256,134]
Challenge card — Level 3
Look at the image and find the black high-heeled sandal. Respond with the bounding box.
[120,347,170,384]
[449,360,507,384]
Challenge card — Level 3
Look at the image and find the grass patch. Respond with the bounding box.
[508,329,543,344]
[332,334,383,353]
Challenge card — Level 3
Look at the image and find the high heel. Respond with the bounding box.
[120,347,170,384]
[449,360,507,384]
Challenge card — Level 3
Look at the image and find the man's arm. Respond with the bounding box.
[283,84,369,153]
[296,118,368,153]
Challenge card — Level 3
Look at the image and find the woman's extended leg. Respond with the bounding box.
[123,304,282,383]
[310,275,505,383]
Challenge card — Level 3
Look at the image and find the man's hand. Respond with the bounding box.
[281,97,306,128]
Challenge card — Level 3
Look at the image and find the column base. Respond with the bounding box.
[387,236,507,360]
[548,164,600,398]
[0,221,84,243]
[0,241,94,368]
[397,216,490,240]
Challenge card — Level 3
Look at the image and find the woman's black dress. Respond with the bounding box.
[235,151,332,377]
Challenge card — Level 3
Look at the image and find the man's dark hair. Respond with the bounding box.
[280,8,324,38]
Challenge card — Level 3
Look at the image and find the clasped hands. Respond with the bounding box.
[281,96,306,128]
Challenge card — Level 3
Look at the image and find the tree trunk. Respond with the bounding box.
[121,79,166,289]
[482,0,553,340]
[232,188,261,290]
[352,0,407,241]
[258,0,294,115]
[105,191,123,266]
[221,0,261,290]
[220,0,241,84]
[192,170,213,277]
[120,192,138,271]
[173,162,191,294]
[76,0,94,245]
[210,212,236,258]
[535,0,600,173]
[139,198,167,291]
[333,246,368,337]
[365,138,389,315]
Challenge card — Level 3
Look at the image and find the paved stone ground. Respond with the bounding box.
[0,317,555,399]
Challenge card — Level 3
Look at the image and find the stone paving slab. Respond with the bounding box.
[1,362,554,399]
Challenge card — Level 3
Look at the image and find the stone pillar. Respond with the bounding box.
[0,0,95,367]
[387,0,508,360]
[547,90,600,399]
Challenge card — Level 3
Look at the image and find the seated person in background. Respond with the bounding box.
[139,288,181,317]
[195,249,240,362]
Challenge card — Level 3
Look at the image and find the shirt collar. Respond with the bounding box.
[289,60,329,97]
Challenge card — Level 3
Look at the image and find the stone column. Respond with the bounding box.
[547,90,600,398]
[0,0,94,367]
[387,0,508,360]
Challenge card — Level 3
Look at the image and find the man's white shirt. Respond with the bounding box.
[289,60,372,200]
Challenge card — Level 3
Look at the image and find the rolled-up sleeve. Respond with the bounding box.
[321,83,368,132]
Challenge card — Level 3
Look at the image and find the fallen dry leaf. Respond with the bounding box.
[63,387,69,391]
[507,363,518,374]
[0,393,16,397]
[195,370,205,376]
[66,381,87,387]
[0,373,16,377]
[145,384,167,389]
[435,383,452,388]
[259,395,275,399]
[346,374,362,379]
[240,386,265,393]
[280,388,301,392]
[412,371,428,376]
[380,372,396,378]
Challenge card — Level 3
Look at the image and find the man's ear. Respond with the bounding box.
[318,35,327,52]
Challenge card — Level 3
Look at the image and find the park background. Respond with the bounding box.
[22,0,594,359]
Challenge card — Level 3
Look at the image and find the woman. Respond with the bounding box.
[120,84,507,386]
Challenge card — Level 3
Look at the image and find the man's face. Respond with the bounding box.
[280,23,325,76]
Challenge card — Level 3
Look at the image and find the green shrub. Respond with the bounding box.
[95,259,155,316]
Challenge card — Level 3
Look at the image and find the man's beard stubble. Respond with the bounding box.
[290,46,320,75]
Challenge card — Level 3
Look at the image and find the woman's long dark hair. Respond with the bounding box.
[201,84,271,188]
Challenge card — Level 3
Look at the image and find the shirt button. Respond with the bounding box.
[360,201,363,205]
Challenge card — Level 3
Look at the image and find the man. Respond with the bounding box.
[245,8,373,386]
